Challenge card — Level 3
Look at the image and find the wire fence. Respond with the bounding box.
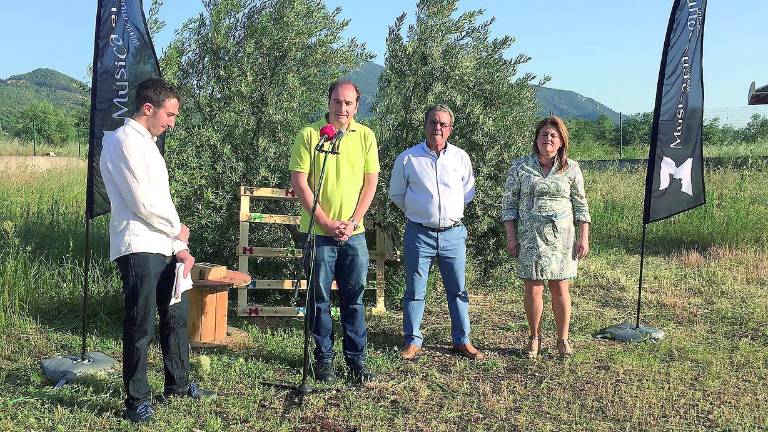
[561,104,768,161]
[704,105,768,128]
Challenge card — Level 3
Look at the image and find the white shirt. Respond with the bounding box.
[389,141,475,228]
[100,118,187,261]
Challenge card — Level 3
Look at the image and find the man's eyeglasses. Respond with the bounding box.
[428,120,452,129]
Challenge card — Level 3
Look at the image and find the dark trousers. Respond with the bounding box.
[116,252,190,409]
[305,233,369,366]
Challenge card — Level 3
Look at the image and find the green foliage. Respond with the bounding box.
[620,111,653,147]
[161,0,373,262]
[5,68,86,94]
[0,165,115,327]
[0,68,87,136]
[146,0,166,36]
[567,114,617,148]
[373,0,539,271]
[742,113,768,143]
[567,112,768,157]
[14,102,76,147]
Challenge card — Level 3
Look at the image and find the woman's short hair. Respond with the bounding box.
[533,116,570,171]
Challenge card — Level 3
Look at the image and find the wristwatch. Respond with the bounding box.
[348,217,360,231]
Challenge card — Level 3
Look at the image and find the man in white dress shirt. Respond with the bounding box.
[100,78,213,423]
[389,104,485,361]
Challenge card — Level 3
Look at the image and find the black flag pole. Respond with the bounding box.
[81,218,92,360]
[595,0,707,343]
[635,223,647,329]
[42,0,163,386]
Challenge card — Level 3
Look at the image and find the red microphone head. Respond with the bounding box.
[319,124,338,140]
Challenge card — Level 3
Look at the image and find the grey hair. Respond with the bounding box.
[423,104,455,125]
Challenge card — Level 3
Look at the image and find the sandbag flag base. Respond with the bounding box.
[594,226,665,343]
[594,323,665,343]
[40,352,118,388]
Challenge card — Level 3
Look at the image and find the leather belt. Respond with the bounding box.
[416,221,463,232]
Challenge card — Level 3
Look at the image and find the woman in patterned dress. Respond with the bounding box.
[501,116,591,358]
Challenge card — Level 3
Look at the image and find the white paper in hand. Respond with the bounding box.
[171,262,193,306]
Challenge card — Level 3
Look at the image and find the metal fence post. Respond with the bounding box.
[619,112,624,160]
[32,118,37,156]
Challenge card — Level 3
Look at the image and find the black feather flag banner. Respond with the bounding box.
[643,0,707,224]
[86,0,162,220]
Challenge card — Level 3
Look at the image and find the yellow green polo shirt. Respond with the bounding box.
[289,117,380,236]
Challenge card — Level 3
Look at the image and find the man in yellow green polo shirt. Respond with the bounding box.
[289,79,379,384]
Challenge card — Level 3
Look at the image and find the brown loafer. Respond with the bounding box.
[452,342,485,361]
[400,344,422,360]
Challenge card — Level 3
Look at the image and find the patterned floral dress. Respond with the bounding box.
[501,154,591,280]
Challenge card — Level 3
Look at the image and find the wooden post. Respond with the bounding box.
[238,192,250,314]
[373,227,387,314]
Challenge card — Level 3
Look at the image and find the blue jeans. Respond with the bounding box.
[306,233,369,366]
[403,221,471,347]
[116,253,190,409]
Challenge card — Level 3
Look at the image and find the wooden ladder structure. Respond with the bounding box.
[237,186,388,317]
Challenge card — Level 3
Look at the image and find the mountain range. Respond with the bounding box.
[346,62,619,121]
[0,64,619,134]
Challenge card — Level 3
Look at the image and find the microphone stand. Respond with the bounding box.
[261,135,339,406]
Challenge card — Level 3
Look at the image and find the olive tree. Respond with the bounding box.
[373,0,542,274]
[161,0,372,262]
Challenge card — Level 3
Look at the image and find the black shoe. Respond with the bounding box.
[348,363,374,385]
[123,401,154,423]
[313,361,336,382]
[163,382,216,400]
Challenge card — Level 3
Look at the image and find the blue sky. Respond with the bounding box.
[0,1,765,114]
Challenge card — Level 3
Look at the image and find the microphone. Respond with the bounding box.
[315,124,338,151]
[330,129,345,154]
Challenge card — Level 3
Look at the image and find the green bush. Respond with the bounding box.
[14,101,76,147]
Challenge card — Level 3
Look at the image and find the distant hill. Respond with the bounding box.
[345,61,384,120]
[0,66,619,134]
[345,62,618,122]
[534,85,619,122]
[0,68,88,133]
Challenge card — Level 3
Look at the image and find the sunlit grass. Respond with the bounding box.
[0,160,766,430]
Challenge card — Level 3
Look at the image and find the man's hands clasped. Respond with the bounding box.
[323,219,356,242]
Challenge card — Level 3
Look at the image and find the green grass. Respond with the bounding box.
[1,161,767,430]
[569,139,768,160]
